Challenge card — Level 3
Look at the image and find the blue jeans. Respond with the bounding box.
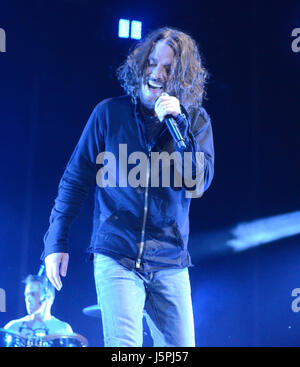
[93,253,195,347]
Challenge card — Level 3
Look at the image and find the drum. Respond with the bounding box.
[42,333,88,347]
[0,328,27,347]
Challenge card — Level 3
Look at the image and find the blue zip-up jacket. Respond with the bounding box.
[42,95,214,272]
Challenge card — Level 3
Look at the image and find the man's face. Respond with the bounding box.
[24,282,42,314]
[139,40,174,110]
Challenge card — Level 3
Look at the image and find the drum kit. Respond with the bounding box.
[0,305,99,347]
[0,328,88,347]
[1,304,151,347]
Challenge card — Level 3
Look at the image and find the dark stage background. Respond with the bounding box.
[0,0,299,346]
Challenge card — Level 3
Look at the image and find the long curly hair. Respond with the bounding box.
[116,27,208,114]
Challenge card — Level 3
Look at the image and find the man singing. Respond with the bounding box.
[42,27,214,347]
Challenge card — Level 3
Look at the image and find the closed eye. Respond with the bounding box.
[147,59,171,75]
[147,60,156,67]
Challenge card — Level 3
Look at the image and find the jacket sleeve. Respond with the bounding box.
[174,106,215,198]
[41,104,105,260]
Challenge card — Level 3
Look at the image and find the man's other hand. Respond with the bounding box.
[45,252,69,291]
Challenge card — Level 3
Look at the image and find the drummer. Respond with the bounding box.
[3,274,73,338]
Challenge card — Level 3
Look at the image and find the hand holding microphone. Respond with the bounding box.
[154,93,187,150]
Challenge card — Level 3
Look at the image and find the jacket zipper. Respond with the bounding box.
[136,145,151,269]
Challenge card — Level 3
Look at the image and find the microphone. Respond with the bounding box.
[163,115,186,150]
[37,264,46,277]
[155,93,187,150]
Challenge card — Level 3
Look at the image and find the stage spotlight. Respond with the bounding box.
[118,19,130,38]
[227,210,300,251]
[131,20,142,40]
[118,19,142,39]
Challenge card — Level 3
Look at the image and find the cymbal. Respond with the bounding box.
[82,304,101,318]
[81,306,149,337]
[82,305,148,318]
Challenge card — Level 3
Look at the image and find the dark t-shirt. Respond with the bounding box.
[137,103,164,146]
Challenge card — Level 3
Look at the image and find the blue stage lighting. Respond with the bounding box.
[131,20,142,40]
[118,19,130,38]
[227,210,300,251]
